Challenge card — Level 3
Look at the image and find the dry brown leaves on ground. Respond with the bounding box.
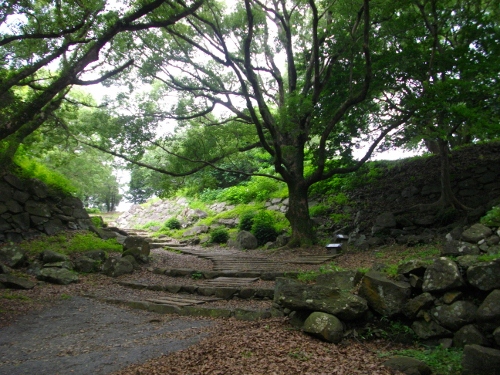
[112,318,401,375]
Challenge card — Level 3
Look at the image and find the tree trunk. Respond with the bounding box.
[436,138,467,210]
[285,179,316,247]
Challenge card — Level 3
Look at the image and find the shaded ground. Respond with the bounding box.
[0,296,212,375]
[0,245,414,374]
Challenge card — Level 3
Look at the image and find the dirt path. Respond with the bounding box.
[0,296,212,375]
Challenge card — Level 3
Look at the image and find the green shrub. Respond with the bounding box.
[12,151,76,195]
[164,218,182,230]
[86,207,101,214]
[309,204,329,217]
[210,227,230,244]
[251,211,278,246]
[90,216,103,228]
[481,206,500,226]
[239,211,255,231]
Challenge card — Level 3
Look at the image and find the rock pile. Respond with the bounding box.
[0,229,151,287]
[0,173,94,243]
[272,223,500,375]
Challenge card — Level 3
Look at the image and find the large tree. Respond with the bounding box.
[0,0,203,166]
[81,0,412,246]
[382,0,500,211]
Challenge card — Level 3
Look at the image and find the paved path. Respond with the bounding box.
[0,297,212,375]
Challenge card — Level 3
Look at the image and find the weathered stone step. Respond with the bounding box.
[286,254,340,264]
[145,295,221,306]
[118,280,274,300]
[98,297,272,321]
[154,267,299,280]
[201,277,259,287]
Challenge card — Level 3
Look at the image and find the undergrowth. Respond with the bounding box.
[380,345,463,375]
[19,232,122,255]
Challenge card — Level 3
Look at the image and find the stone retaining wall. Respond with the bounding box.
[0,173,93,243]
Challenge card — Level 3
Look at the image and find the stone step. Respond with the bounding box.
[117,280,274,300]
[145,295,221,306]
[155,267,299,280]
[99,297,272,321]
[286,254,340,264]
[201,277,259,287]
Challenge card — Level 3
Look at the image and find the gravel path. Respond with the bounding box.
[0,296,213,375]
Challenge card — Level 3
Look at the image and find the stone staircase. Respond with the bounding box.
[105,229,345,320]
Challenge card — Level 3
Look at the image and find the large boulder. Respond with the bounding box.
[0,244,27,268]
[274,278,368,320]
[0,274,36,289]
[233,231,258,250]
[122,235,150,257]
[453,324,489,348]
[37,268,79,285]
[315,270,362,291]
[422,258,464,293]
[302,312,344,344]
[74,256,100,273]
[476,289,500,324]
[359,271,411,317]
[441,240,480,257]
[383,356,432,375]
[403,293,435,319]
[467,259,500,291]
[430,301,477,330]
[462,344,500,375]
[411,320,452,340]
[42,250,69,264]
[102,257,134,277]
[462,224,493,243]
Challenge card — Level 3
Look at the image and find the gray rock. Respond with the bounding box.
[383,356,432,375]
[430,301,477,330]
[441,240,480,257]
[74,256,100,273]
[234,230,258,250]
[316,270,362,291]
[462,223,493,243]
[122,235,150,257]
[95,228,118,240]
[453,324,489,348]
[462,344,500,375]
[274,278,368,320]
[397,259,428,277]
[37,268,79,285]
[24,200,51,217]
[43,219,66,236]
[467,259,500,291]
[84,250,107,261]
[0,274,36,289]
[43,261,74,270]
[403,293,435,319]
[0,244,27,268]
[411,320,452,340]
[422,258,464,293]
[302,312,344,344]
[375,212,397,228]
[476,289,500,324]
[122,255,141,270]
[122,248,149,264]
[359,271,411,317]
[455,255,480,269]
[102,257,134,277]
[42,250,69,264]
[183,225,209,236]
